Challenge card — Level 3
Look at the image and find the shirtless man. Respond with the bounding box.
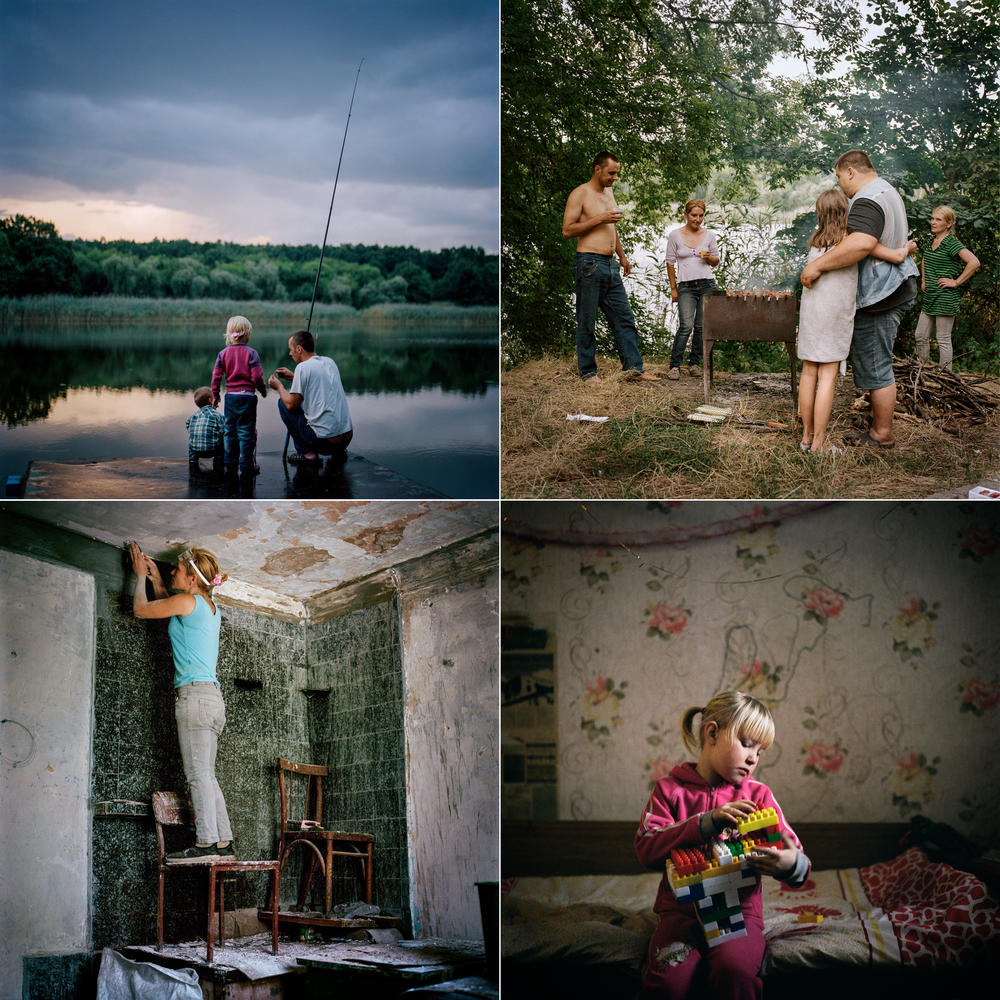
[562,151,659,383]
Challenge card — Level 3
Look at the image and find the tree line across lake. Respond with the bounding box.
[0,215,498,308]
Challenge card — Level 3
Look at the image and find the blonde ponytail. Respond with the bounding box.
[680,691,774,753]
[680,705,704,755]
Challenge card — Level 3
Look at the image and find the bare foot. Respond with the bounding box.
[636,371,661,382]
[584,375,603,385]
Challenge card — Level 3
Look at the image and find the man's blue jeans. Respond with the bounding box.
[573,253,645,379]
[277,398,352,457]
[670,278,717,369]
[223,393,257,474]
[277,398,320,456]
[849,303,912,390]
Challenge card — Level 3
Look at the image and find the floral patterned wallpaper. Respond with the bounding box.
[501,502,1000,839]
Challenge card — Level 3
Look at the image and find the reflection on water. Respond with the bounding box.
[0,323,498,498]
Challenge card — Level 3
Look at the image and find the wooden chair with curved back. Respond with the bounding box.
[277,758,374,914]
[153,790,279,963]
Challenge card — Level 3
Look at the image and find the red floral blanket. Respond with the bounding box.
[860,846,998,965]
[763,846,999,969]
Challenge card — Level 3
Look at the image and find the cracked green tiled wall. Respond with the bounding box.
[306,598,410,932]
[90,589,408,950]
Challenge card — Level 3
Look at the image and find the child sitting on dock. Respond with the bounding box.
[186,386,224,477]
[211,315,268,480]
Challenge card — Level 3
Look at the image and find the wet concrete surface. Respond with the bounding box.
[22,452,443,499]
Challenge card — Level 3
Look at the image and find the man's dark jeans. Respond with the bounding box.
[573,252,644,379]
[278,399,351,457]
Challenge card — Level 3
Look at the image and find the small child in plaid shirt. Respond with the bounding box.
[186,386,225,477]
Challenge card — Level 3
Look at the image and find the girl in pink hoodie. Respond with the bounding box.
[634,692,810,999]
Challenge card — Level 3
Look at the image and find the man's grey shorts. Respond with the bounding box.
[849,304,911,390]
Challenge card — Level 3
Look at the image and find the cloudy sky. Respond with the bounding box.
[0,1,498,250]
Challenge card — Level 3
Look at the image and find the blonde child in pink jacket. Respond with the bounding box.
[634,692,810,999]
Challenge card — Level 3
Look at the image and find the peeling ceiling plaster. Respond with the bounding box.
[7,501,497,614]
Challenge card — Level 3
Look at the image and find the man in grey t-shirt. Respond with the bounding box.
[800,150,918,449]
[268,329,353,464]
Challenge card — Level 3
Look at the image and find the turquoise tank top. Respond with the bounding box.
[168,594,221,687]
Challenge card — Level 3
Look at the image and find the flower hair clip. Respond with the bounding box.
[186,558,222,590]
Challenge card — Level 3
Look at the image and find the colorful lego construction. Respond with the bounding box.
[736,805,782,845]
[665,806,783,947]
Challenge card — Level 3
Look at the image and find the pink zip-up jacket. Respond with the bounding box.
[635,763,810,922]
[211,344,267,404]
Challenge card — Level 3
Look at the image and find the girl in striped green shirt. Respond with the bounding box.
[915,206,980,370]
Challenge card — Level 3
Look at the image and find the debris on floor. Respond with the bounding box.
[889,359,999,430]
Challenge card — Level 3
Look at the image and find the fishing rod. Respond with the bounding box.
[283,56,364,466]
[306,57,364,334]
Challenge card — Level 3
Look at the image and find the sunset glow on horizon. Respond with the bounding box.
[0,198,225,244]
[1,2,498,252]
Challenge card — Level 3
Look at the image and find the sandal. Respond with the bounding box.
[844,431,894,450]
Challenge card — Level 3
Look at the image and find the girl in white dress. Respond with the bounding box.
[798,189,915,455]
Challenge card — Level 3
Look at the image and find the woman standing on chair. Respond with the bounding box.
[130,542,235,862]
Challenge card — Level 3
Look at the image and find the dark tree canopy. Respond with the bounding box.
[0,216,498,308]
[502,0,863,362]
[502,0,997,369]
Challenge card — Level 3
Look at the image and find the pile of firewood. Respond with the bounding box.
[890,358,999,429]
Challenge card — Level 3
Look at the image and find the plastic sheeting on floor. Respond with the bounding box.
[96,948,202,1000]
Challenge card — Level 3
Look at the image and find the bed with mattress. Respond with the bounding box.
[502,820,1000,999]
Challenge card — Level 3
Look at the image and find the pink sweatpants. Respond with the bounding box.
[639,908,765,1000]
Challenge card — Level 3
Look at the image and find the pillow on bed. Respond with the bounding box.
[761,866,877,970]
[502,911,649,968]
[502,877,659,970]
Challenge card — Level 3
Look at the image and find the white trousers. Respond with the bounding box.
[174,682,233,844]
[914,311,956,370]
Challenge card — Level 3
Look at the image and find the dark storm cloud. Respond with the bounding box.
[0,0,498,246]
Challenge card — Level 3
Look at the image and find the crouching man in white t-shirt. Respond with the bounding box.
[268,329,353,464]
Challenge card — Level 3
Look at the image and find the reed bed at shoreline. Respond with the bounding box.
[0,295,498,330]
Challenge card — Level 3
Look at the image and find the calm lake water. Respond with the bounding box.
[0,322,498,499]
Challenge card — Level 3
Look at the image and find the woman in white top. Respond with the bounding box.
[665,199,720,379]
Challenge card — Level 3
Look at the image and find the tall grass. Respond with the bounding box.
[501,357,1000,499]
[0,295,498,330]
